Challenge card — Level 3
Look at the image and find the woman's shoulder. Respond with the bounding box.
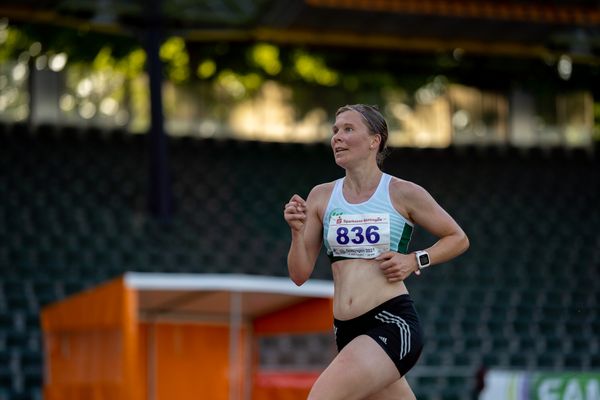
[308,180,336,199]
[388,175,429,202]
[306,181,337,219]
[388,175,419,192]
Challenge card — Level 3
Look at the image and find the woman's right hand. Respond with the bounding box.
[284,194,307,233]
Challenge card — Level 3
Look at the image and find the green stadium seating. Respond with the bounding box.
[0,123,598,399]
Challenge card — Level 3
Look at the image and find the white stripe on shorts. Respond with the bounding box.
[374,310,411,359]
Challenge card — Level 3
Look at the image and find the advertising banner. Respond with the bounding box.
[480,370,600,400]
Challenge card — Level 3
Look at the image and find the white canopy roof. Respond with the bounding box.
[123,272,334,322]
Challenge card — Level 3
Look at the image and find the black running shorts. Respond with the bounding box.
[333,294,424,377]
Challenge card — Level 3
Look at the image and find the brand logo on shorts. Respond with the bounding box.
[379,336,388,345]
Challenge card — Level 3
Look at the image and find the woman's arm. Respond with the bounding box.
[402,181,470,267]
[377,179,469,282]
[284,184,331,286]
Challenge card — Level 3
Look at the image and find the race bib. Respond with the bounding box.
[327,213,390,259]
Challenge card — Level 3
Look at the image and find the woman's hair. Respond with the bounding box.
[335,104,390,166]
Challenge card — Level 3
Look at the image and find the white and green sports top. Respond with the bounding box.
[323,173,414,263]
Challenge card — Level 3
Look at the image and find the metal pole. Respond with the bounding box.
[144,0,173,220]
[147,321,157,400]
[229,292,242,400]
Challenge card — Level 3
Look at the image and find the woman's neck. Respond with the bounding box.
[344,165,383,196]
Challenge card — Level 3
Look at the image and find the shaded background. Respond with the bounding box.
[0,0,599,399]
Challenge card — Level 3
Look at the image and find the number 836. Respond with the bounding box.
[336,226,380,245]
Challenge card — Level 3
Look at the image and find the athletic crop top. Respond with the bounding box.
[323,173,414,263]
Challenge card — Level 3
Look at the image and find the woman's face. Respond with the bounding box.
[331,110,378,168]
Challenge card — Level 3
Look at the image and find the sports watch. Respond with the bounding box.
[415,250,431,270]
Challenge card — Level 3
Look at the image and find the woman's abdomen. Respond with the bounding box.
[331,259,409,320]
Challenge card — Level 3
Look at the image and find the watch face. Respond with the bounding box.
[419,253,430,266]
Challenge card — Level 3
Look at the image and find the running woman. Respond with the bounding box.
[283,104,469,400]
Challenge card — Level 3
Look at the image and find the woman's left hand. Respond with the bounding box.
[375,252,420,282]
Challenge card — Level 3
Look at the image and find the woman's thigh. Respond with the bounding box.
[365,377,416,400]
[308,335,401,400]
